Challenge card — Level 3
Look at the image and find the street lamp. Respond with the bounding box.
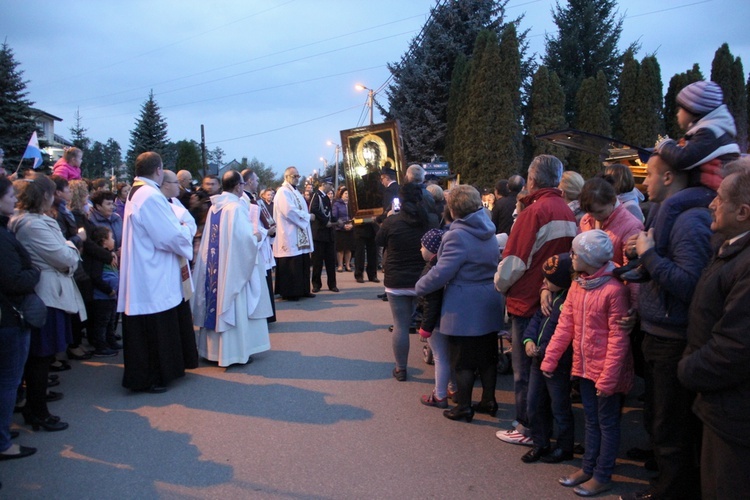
[327,140,341,191]
[355,83,375,126]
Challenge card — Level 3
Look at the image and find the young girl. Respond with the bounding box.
[541,230,633,497]
[84,226,120,357]
[521,253,575,464]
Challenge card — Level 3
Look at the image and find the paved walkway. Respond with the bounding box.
[3,271,651,499]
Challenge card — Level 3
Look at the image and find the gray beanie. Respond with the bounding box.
[572,230,613,269]
[677,81,723,116]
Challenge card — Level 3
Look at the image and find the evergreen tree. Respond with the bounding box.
[126,90,169,176]
[69,108,90,152]
[174,140,202,176]
[0,41,37,167]
[527,66,567,163]
[383,0,511,162]
[574,71,611,178]
[617,53,664,148]
[246,157,278,189]
[103,138,122,177]
[664,64,703,139]
[444,53,469,167]
[84,141,107,179]
[711,44,747,152]
[206,146,225,167]
[544,0,637,122]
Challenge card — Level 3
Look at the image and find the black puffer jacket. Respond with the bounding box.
[0,215,41,328]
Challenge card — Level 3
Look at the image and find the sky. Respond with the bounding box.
[2,0,748,178]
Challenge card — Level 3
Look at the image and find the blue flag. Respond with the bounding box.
[22,131,44,169]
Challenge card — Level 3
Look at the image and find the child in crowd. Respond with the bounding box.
[417,228,456,408]
[541,230,633,497]
[84,226,120,357]
[618,80,740,282]
[521,253,575,464]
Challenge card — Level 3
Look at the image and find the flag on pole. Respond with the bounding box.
[22,131,44,169]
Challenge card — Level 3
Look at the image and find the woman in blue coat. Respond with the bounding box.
[416,185,505,422]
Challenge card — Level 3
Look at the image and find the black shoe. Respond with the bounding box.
[66,348,92,360]
[108,342,123,350]
[145,385,168,394]
[619,490,662,500]
[282,296,299,301]
[377,293,387,299]
[471,400,498,417]
[392,367,407,381]
[49,360,72,372]
[540,447,574,463]
[521,446,550,463]
[311,287,321,293]
[573,443,585,455]
[626,447,654,460]
[369,278,380,283]
[355,277,365,283]
[47,378,60,388]
[329,287,339,292]
[23,413,68,432]
[93,348,118,357]
[45,391,63,402]
[0,445,37,461]
[443,406,474,422]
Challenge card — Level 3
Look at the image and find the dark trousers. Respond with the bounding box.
[311,239,337,290]
[510,315,532,427]
[579,378,623,483]
[448,332,498,409]
[528,359,574,452]
[701,424,750,500]
[642,333,701,499]
[23,353,54,419]
[88,299,118,349]
[354,226,377,281]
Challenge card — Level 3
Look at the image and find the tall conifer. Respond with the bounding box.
[574,71,611,178]
[127,90,169,176]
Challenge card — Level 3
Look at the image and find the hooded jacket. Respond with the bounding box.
[416,209,504,336]
[580,202,644,266]
[541,263,633,395]
[52,158,82,180]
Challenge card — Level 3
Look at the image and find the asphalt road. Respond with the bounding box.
[2,271,651,499]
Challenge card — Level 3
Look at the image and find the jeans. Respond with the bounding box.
[510,315,532,428]
[642,334,701,498]
[0,327,30,452]
[387,294,418,370]
[527,360,574,452]
[427,330,453,399]
[579,378,623,483]
[88,299,118,349]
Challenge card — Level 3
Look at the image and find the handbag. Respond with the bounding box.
[14,293,48,329]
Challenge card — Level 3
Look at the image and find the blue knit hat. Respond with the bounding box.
[572,230,613,268]
[420,228,444,255]
[677,81,723,116]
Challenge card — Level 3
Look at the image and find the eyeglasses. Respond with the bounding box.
[289,174,301,179]
[163,180,179,184]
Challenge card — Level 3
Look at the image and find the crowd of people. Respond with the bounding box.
[1,81,749,499]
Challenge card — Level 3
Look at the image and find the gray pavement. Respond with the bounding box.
[2,271,651,499]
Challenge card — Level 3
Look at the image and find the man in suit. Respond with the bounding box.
[310,178,338,293]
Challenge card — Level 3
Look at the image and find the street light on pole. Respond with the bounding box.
[327,140,341,191]
[355,83,374,125]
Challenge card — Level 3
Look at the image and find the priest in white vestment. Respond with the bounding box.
[192,170,272,367]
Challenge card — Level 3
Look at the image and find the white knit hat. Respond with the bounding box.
[572,230,613,268]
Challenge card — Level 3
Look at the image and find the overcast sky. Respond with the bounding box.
[2,0,748,177]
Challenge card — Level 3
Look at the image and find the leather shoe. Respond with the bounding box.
[368,278,380,283]
[471,400,498,416]
[0,445,37,461]
[540,447,574,463]
[377,293,387,299]
[328,287,339,292]
[573,478,612,497]
[302,293,316,298]
[146,385,168,394]
[559,470,593,487]
[311,287,321,293]
[355,277,365,283]
[45,391,63,402]
[521,446,550,463]
[619,490,660,500]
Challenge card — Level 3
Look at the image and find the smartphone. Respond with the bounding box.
[392,197,401,212]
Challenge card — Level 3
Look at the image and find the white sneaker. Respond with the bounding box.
[495,429,533,446]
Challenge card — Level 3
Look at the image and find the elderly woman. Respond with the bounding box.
[0,177,40,458]
[375,183,439,381]
[10,174,86,432]
[558,170,585,224]
[416,185,505,422]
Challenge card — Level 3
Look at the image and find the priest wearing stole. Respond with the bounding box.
[192,170,272,367]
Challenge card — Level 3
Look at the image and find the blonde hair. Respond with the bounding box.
[558,170,584,202]
[69,179,90,212]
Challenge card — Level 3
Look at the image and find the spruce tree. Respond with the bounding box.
[126,90,169,176]
[104,138,122,177]
[711,43,747,151]
[574,71,611,179]
[445,53,470,169]
[543,0,637,123]
[527,66,567,162]
[69,109,91,153]
[0,41,37,167]
[638,55,665,146]
[383,0,511,162]
[85,141,106,179]
[615,50,639,143]
[664,64,703,139]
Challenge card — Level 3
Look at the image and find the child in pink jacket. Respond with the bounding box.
[541,229,633,497]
